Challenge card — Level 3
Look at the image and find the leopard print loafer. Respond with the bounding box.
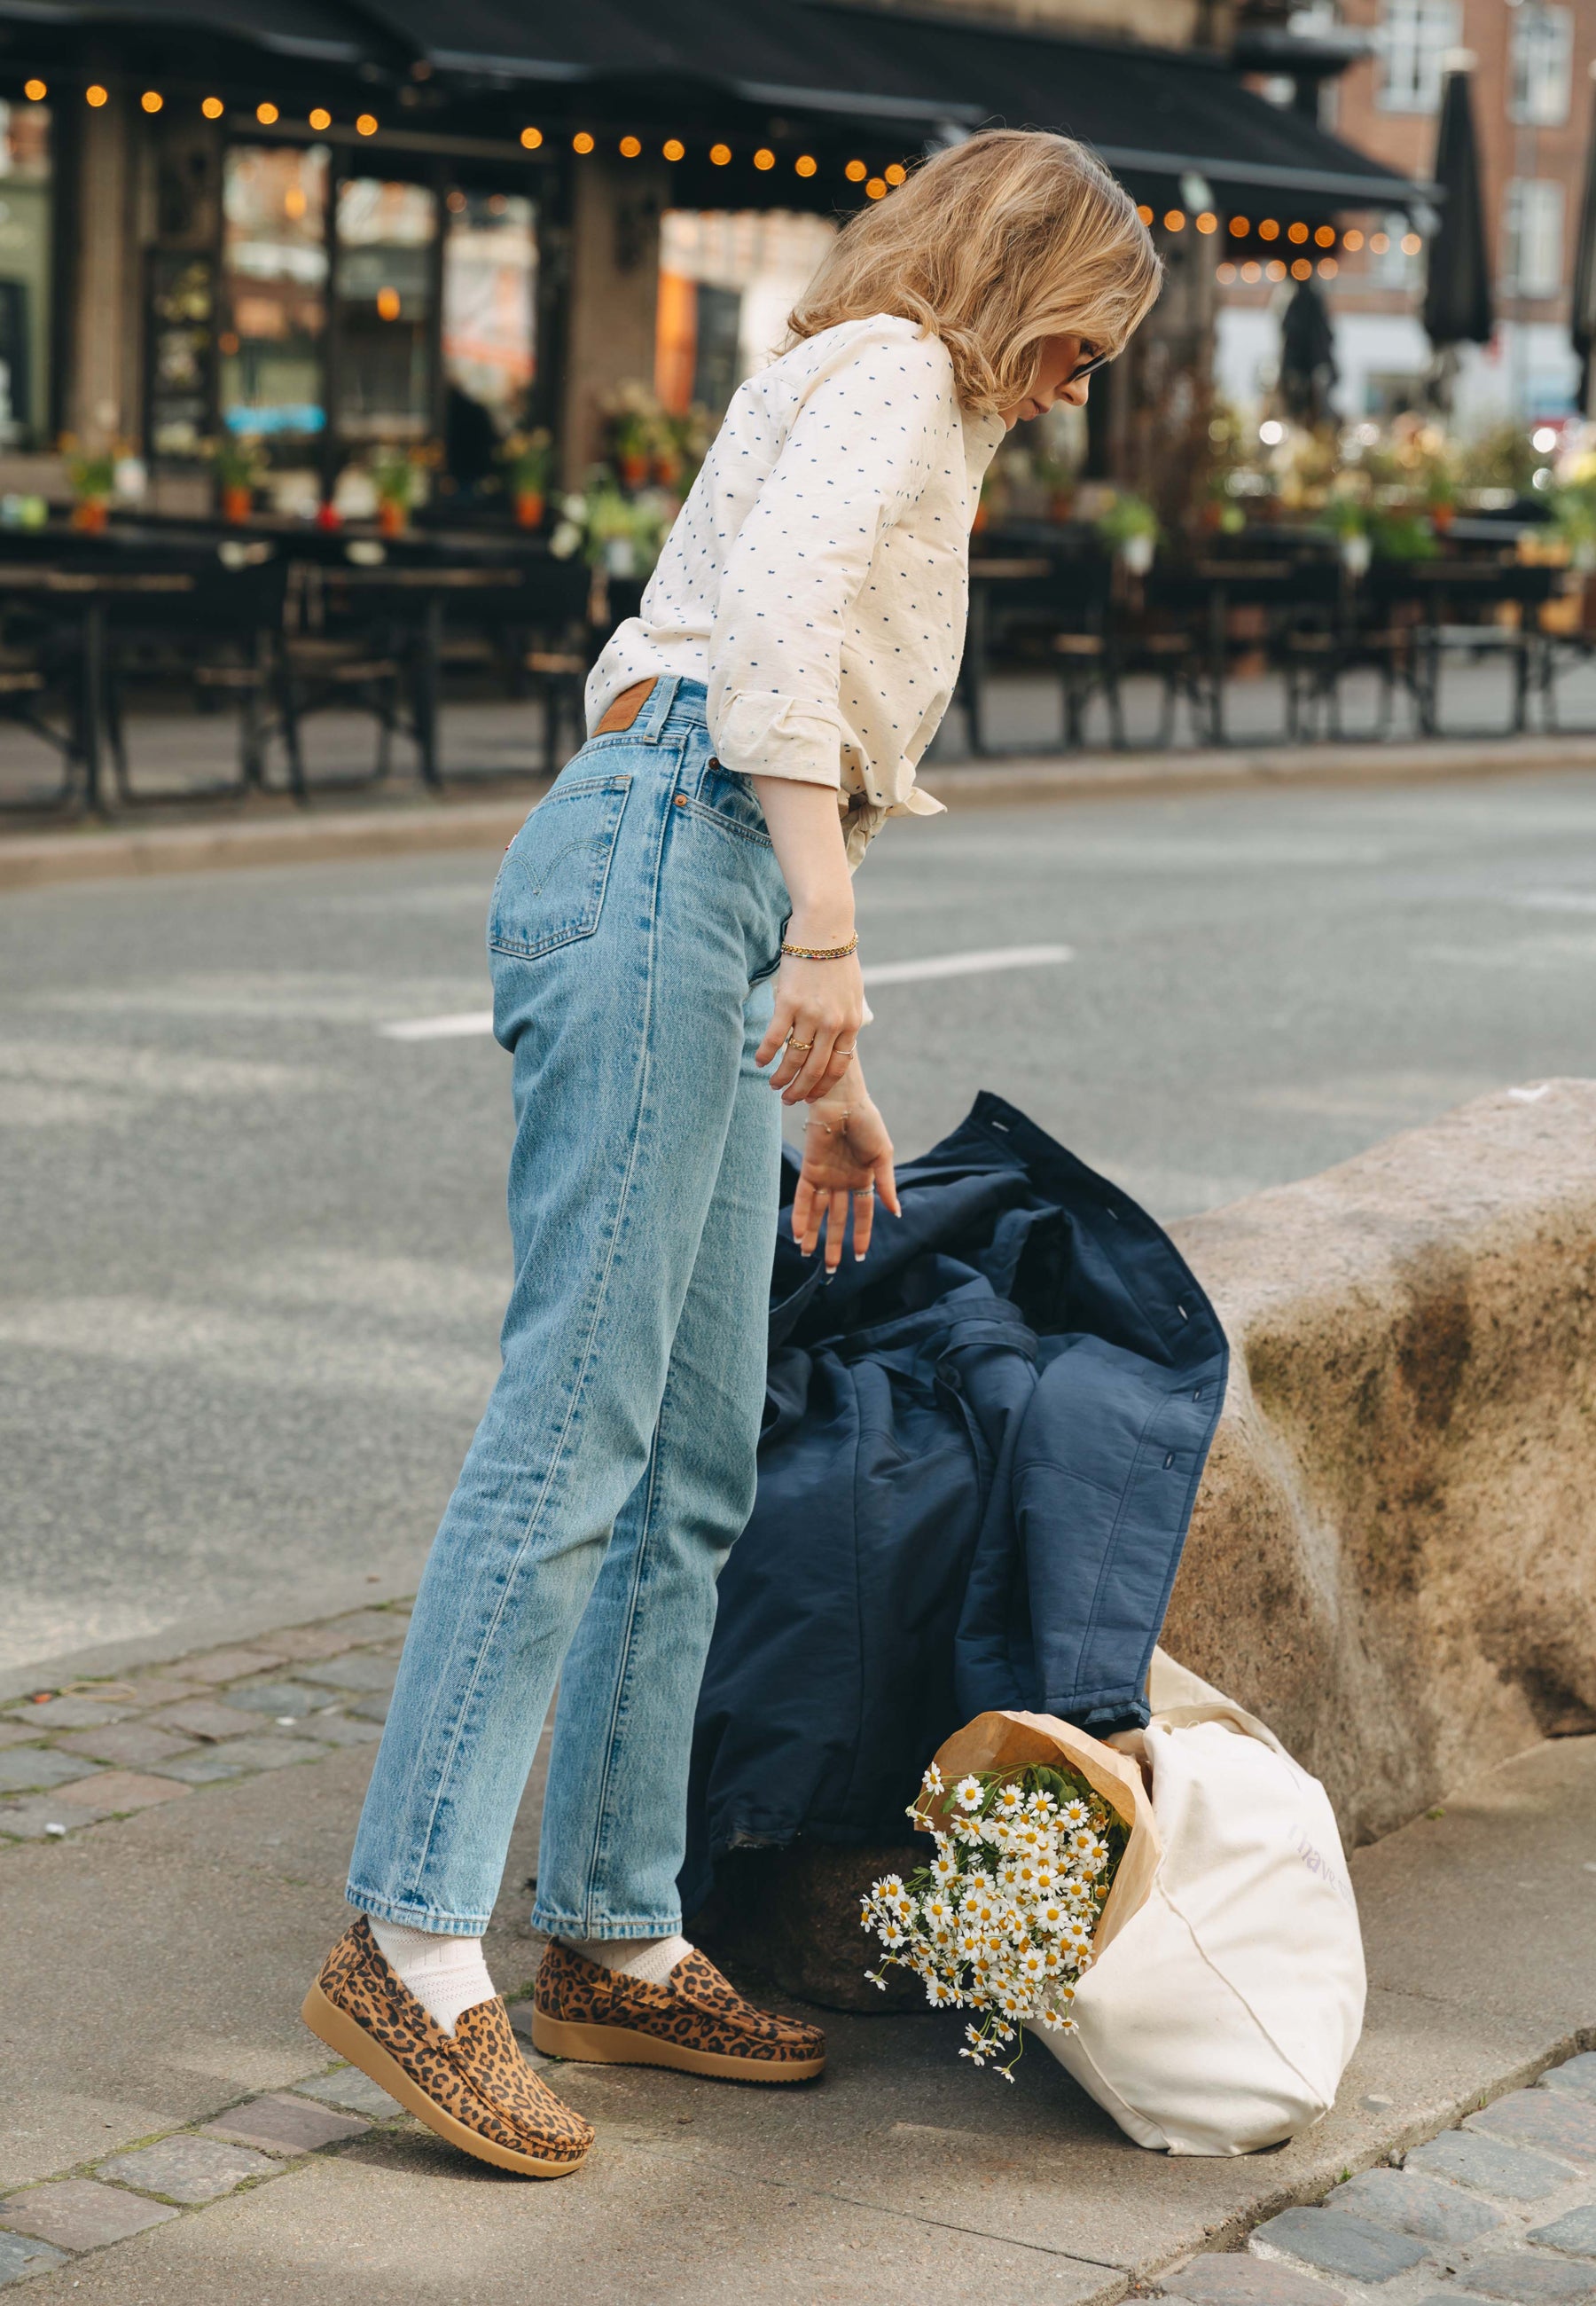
[301,1918,593,2178]
[530,1939,825,2082]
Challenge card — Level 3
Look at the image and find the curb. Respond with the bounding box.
[4,735,1596,892]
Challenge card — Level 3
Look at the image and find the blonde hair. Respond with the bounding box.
[786,129,1162,416]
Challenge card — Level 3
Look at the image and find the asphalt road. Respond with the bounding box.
[4,769,1594,1678]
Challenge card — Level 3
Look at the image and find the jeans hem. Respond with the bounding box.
[346,1886,493,1938]
[531,1909,684,1941]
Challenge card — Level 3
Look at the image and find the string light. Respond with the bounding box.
[1136,203,1154,224]
[884,161,906,185]
[520,126,543,149]
[356,112,378,135]
[1266,258,1286,279]
[1290,256,1310,278]
[1228,215,1248,236]
[309,107,331,130]
[864,176,887,200]
[86,84,108,107]
[663,137,685,161]
[794,153,817,176]
[1196,210,1217,233]
[1259,218,1279,240]
[377,286,401,319]
[285,183,306,218]
[619,134,641,158]
[1315,224,1335,247]
[1370,231,1389,253]
[573,130,595,153]
[256,100,278,124]
[447,189,466,212]
[1216,261,1237,282]
[845,158,867,182]
[1163,208,1185,231]
[1287,221,1308,244]
[1241,261,1261,283]
[1318,257,1338,278]
[141,90,162,113]
[753,146,775,169]
[1401,230,1422,254]
[709,142,731,165]
[23,78,45,100]
[1342,228,1365,252]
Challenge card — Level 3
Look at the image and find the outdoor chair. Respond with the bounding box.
[274,560,426,793]
[0,569,98,811]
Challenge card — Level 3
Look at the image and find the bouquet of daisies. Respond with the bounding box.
[860,1743,1131,2081]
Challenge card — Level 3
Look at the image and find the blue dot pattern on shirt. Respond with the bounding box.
[586,313,1006,864]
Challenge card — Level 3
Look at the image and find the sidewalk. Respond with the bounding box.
[1,1604,1592,2302]
[4,731,1596,893]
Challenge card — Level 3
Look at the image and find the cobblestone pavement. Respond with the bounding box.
[1,1604,1592,2299]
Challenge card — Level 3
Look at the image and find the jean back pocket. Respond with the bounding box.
[489,774,630,960]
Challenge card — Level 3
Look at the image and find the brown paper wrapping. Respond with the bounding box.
[924,1709,1161,1957]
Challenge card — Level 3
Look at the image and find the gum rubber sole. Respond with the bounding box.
[299,1984,588,2178]
[529,2008,825,2082]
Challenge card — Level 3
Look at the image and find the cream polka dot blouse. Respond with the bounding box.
[586,313,1005,864]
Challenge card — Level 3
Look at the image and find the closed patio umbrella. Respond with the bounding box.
[1422,59,1493,406]
[1572,66,1596,413]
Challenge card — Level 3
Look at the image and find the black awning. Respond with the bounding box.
[0,0,390,66]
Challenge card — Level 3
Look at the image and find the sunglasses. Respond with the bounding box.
[1066,342,1113,385]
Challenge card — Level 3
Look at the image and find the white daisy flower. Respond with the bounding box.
[994,1783,1025,1817]
[922,1762,945,1795]
[926,1977,958,2008]
[953,1775,984,1811]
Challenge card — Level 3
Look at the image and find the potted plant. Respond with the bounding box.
[372,449,416,537]
[1549,470,1596,573]
[208,433,265,525]
[1093,490,1159,574]
[501,427,552,529]
[1323,487,1373,577]
[63,439,115,533]
[602,383,661,491]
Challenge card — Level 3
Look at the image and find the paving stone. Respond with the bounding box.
[0,1796,110,1839]
[147,1699,257,1741]
[98,2134,281,2204]
[0,1724,44,1750]
[0,2231,70,2284]
[1407,2131,1577,2200]
[200,2092,370,2154]
[220,1681,330,1717]
[319,1612,409,1647]
[200,1735,329,1771]
[1469,2091,1596,2169]
[180,1645,287,1684]
[347,1691,389,1723]
[1162,2252,1344,2306]
[298,1652,399,1695]
[53,1723,197,1768]
[291,2067,403,2119]
[1450,2249,1596,2301]
[293,1713,382,1746]
[0,2178,179,2248]
[119,1674,207,1709]
[1251,2208,1430,2283]
[270,1624,364,1662]
[54,1769,190,1813]
[1328,2167,1505,2245]
[1543,2059,1596,2109]
[144,1748,251,1784]
[0,1749,100,1794]
[1528,2206,1596,2256]
[2,1697,126,1730]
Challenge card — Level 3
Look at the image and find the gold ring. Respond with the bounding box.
[787,1038,815,1053]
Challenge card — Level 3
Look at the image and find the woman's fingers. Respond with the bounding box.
[851,1181,876,1262]
[755,1003,793,1071]
[874,1152,901,1219]
[781,1026,841,1106]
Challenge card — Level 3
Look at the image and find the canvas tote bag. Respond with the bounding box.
[928,1651,1365,2156]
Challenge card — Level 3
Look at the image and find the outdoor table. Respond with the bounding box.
[1145,557,1342,745]
[1363,560,1560,735]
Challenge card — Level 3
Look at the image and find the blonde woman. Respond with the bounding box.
[302,129,1161,2176]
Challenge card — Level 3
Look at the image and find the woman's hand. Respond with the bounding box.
[793,1073,900,1270]
[755,940,868,1104]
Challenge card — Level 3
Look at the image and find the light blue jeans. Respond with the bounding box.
[348,678,789,1938]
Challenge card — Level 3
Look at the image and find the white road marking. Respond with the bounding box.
[1512,890,1596,914]
[379,943,1074,1041]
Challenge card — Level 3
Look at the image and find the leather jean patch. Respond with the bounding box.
[596,677,657,733]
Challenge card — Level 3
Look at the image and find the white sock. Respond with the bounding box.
[369,1918,497,2035]
[560,1933,692,1987]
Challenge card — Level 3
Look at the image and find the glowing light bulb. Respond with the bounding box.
[794,153,817,176]
[1136,204,1154,225]
[1196,211,1217,234]
[1343,229,1364,252]
[1287,221,1308,244]
[356,112,378,136]
[1318,257,1338,278]
[23,78,45,101]
[256,101,278,125]
[1163,208,1185,231]
[663,138,685,161]
[845,158,867,183]
[141,90,162,113]
[753,147,775,170]
[85,84,108,107]
[1291,257,1311,278]
[309,107,331,131]
[884,161,906,185]
[1229,215,1248,236]
[376,286,401,320]
[1216,261,1236,282]
[1259,218,1279,240]
[865,177,887,200]
[709,142,732,166]
[619,135,641,158]
[520,126,543,150]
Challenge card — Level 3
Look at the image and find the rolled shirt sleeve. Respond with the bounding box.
[707,323,952,796]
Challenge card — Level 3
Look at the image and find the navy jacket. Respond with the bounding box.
[681,1094,1227,1912]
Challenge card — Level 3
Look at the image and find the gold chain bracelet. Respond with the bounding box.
[781,933,859,961]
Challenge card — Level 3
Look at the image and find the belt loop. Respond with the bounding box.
[633,673,680,744]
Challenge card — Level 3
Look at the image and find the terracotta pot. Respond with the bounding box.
[619,451,649,489]
[378,499,406,537]
[72,497,110,533]
[513,489,544,529]
[1051,489,1076,523]
[1431,503,1455,534]
[221,482,253,524]
[653,453,682,489]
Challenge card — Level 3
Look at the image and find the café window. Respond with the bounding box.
[1376,0,1461,112]
[1509,4,1572,126]
[656,210,835,419]
[334,176,436,447]
[219,144,328,448]
[1502,178,1564,298]
[442,190,536,438]
[0,98,53,450]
